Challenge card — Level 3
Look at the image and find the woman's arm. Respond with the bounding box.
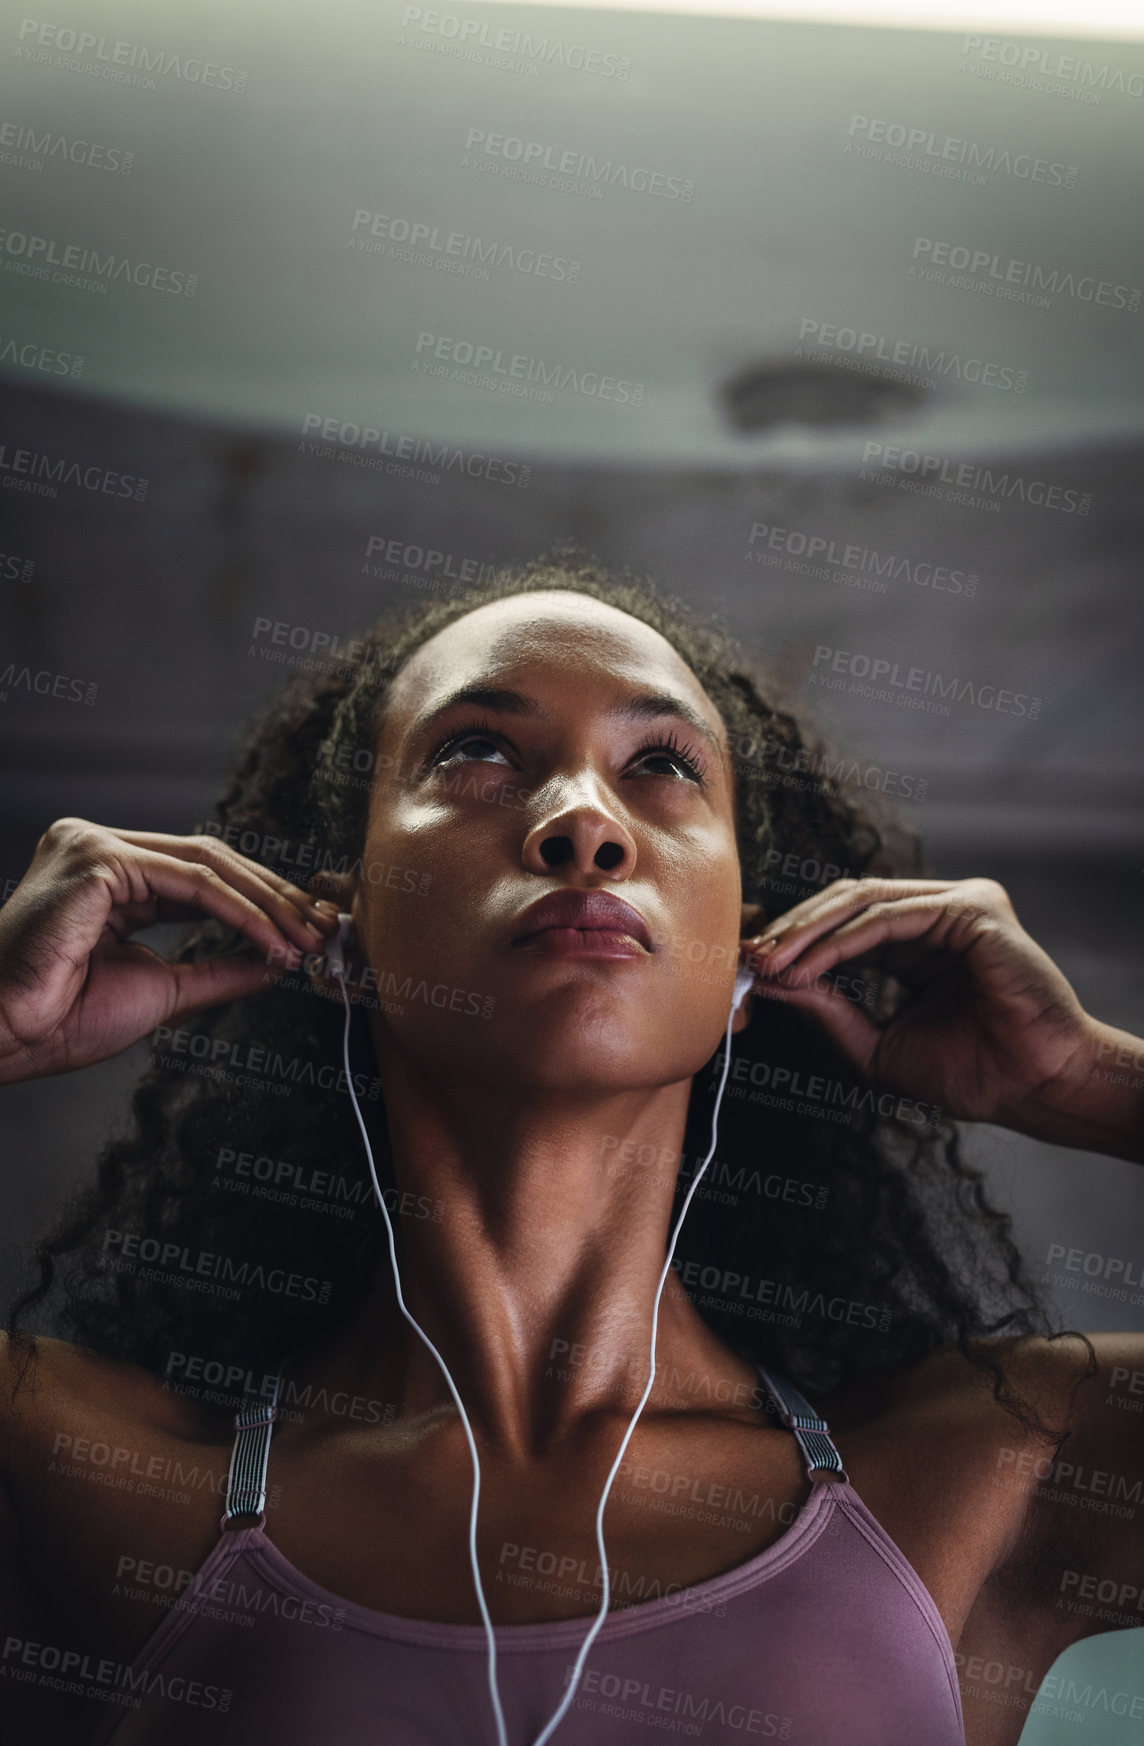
[997,1332,1144,1659]
[745,877,1144,1164]
[0,817,340,1084]
[1007,1020,1144,1164]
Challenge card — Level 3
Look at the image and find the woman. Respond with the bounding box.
[1,559,1141,1746]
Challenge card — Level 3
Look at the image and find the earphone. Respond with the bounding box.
[731,959,755,1017]
[330,913,754,1746]
[327,912,354,982]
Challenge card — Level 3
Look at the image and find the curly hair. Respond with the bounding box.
[7,552,1068,1420]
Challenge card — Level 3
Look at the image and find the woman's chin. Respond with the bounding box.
[431,1018,707,1098]
[369,966,721,1094]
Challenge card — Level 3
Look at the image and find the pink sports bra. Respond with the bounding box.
[87,1362,965,1745]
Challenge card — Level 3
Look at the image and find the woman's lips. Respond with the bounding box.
[511,891,653,958]
[514,926,649,960]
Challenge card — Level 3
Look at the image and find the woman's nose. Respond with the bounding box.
[522,801,636,878]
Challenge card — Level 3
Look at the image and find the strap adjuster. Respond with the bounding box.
[234,1403,278,1431]
[773,1404,830,1434]
[756,1361,849,1484]
[224,1373,284,1525]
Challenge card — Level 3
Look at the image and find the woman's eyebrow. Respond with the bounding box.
[407,685,541,745]
[614,694,726,765]
[409,685,725,764]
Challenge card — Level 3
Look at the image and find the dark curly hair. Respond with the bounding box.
[7,553,1069,1421]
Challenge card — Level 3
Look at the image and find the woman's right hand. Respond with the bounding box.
[0,818,342,1084]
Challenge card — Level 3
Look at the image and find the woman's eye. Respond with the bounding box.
[433,732,512,768]
[629,741,706,784]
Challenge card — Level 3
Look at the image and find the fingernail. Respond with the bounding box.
[312,899,341,918]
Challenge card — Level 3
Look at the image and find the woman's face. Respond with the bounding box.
[352,590,751,1095]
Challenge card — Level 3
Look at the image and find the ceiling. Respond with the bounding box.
[2,0,1142,464]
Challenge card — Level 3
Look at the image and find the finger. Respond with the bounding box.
[751,878,959,947]
[756,892,990,989]
[102,829,341,947]
[102,839,337,954]
[307,868,355,908]
[105,849,312,966]
[751,879,961,972]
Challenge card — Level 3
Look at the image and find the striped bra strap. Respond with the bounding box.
[224,1366,284,1523]
[756,1363,849,1484]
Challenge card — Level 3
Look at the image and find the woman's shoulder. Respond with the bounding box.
[822,1331,1135,1441]
[0,1329,232,1461]
[3,1327,172,1407]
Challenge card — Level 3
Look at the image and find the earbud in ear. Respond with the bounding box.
[731,961,756,1016]
[328,912,356,980]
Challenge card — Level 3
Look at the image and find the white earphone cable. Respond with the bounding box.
[334,944,746,1746]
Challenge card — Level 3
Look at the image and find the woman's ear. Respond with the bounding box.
[731,901,768,1035]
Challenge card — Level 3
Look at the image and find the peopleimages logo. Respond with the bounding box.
[748,520,976,597]
[399,7,631,78]
[362,535,496,588]
[0,547,35,583]
[350,209,580,284]
[101,1229,334,1305]
[911,238,1140,312]
[462,128,694,201]
[0,118,134,173]
[15,19,248,91]
[0,661,98,705]
[413,331,644,406]
[0,226,197,294]
[567,1664,791,1736]
[860,442,1091,516]
[114,1552,347,1632]
[299,413,530,489]
[959,34,1144,101]
[1046,1243,1144,1289]
[151,1022,384,1101]
[2,1634,232,1711]
[0,334,84,376]
[810,643,1041,719]
[0,443,147,503]
[798,318,1026,392]
[846,115,1077,188]
[164,1350,394,1426]
[673,1258,892,1333]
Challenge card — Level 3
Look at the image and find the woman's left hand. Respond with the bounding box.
[746,877,1102,1130]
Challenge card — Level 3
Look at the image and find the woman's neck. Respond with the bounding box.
[299,1048,755,1456]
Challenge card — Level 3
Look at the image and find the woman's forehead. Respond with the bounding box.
[387,591,710,716]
